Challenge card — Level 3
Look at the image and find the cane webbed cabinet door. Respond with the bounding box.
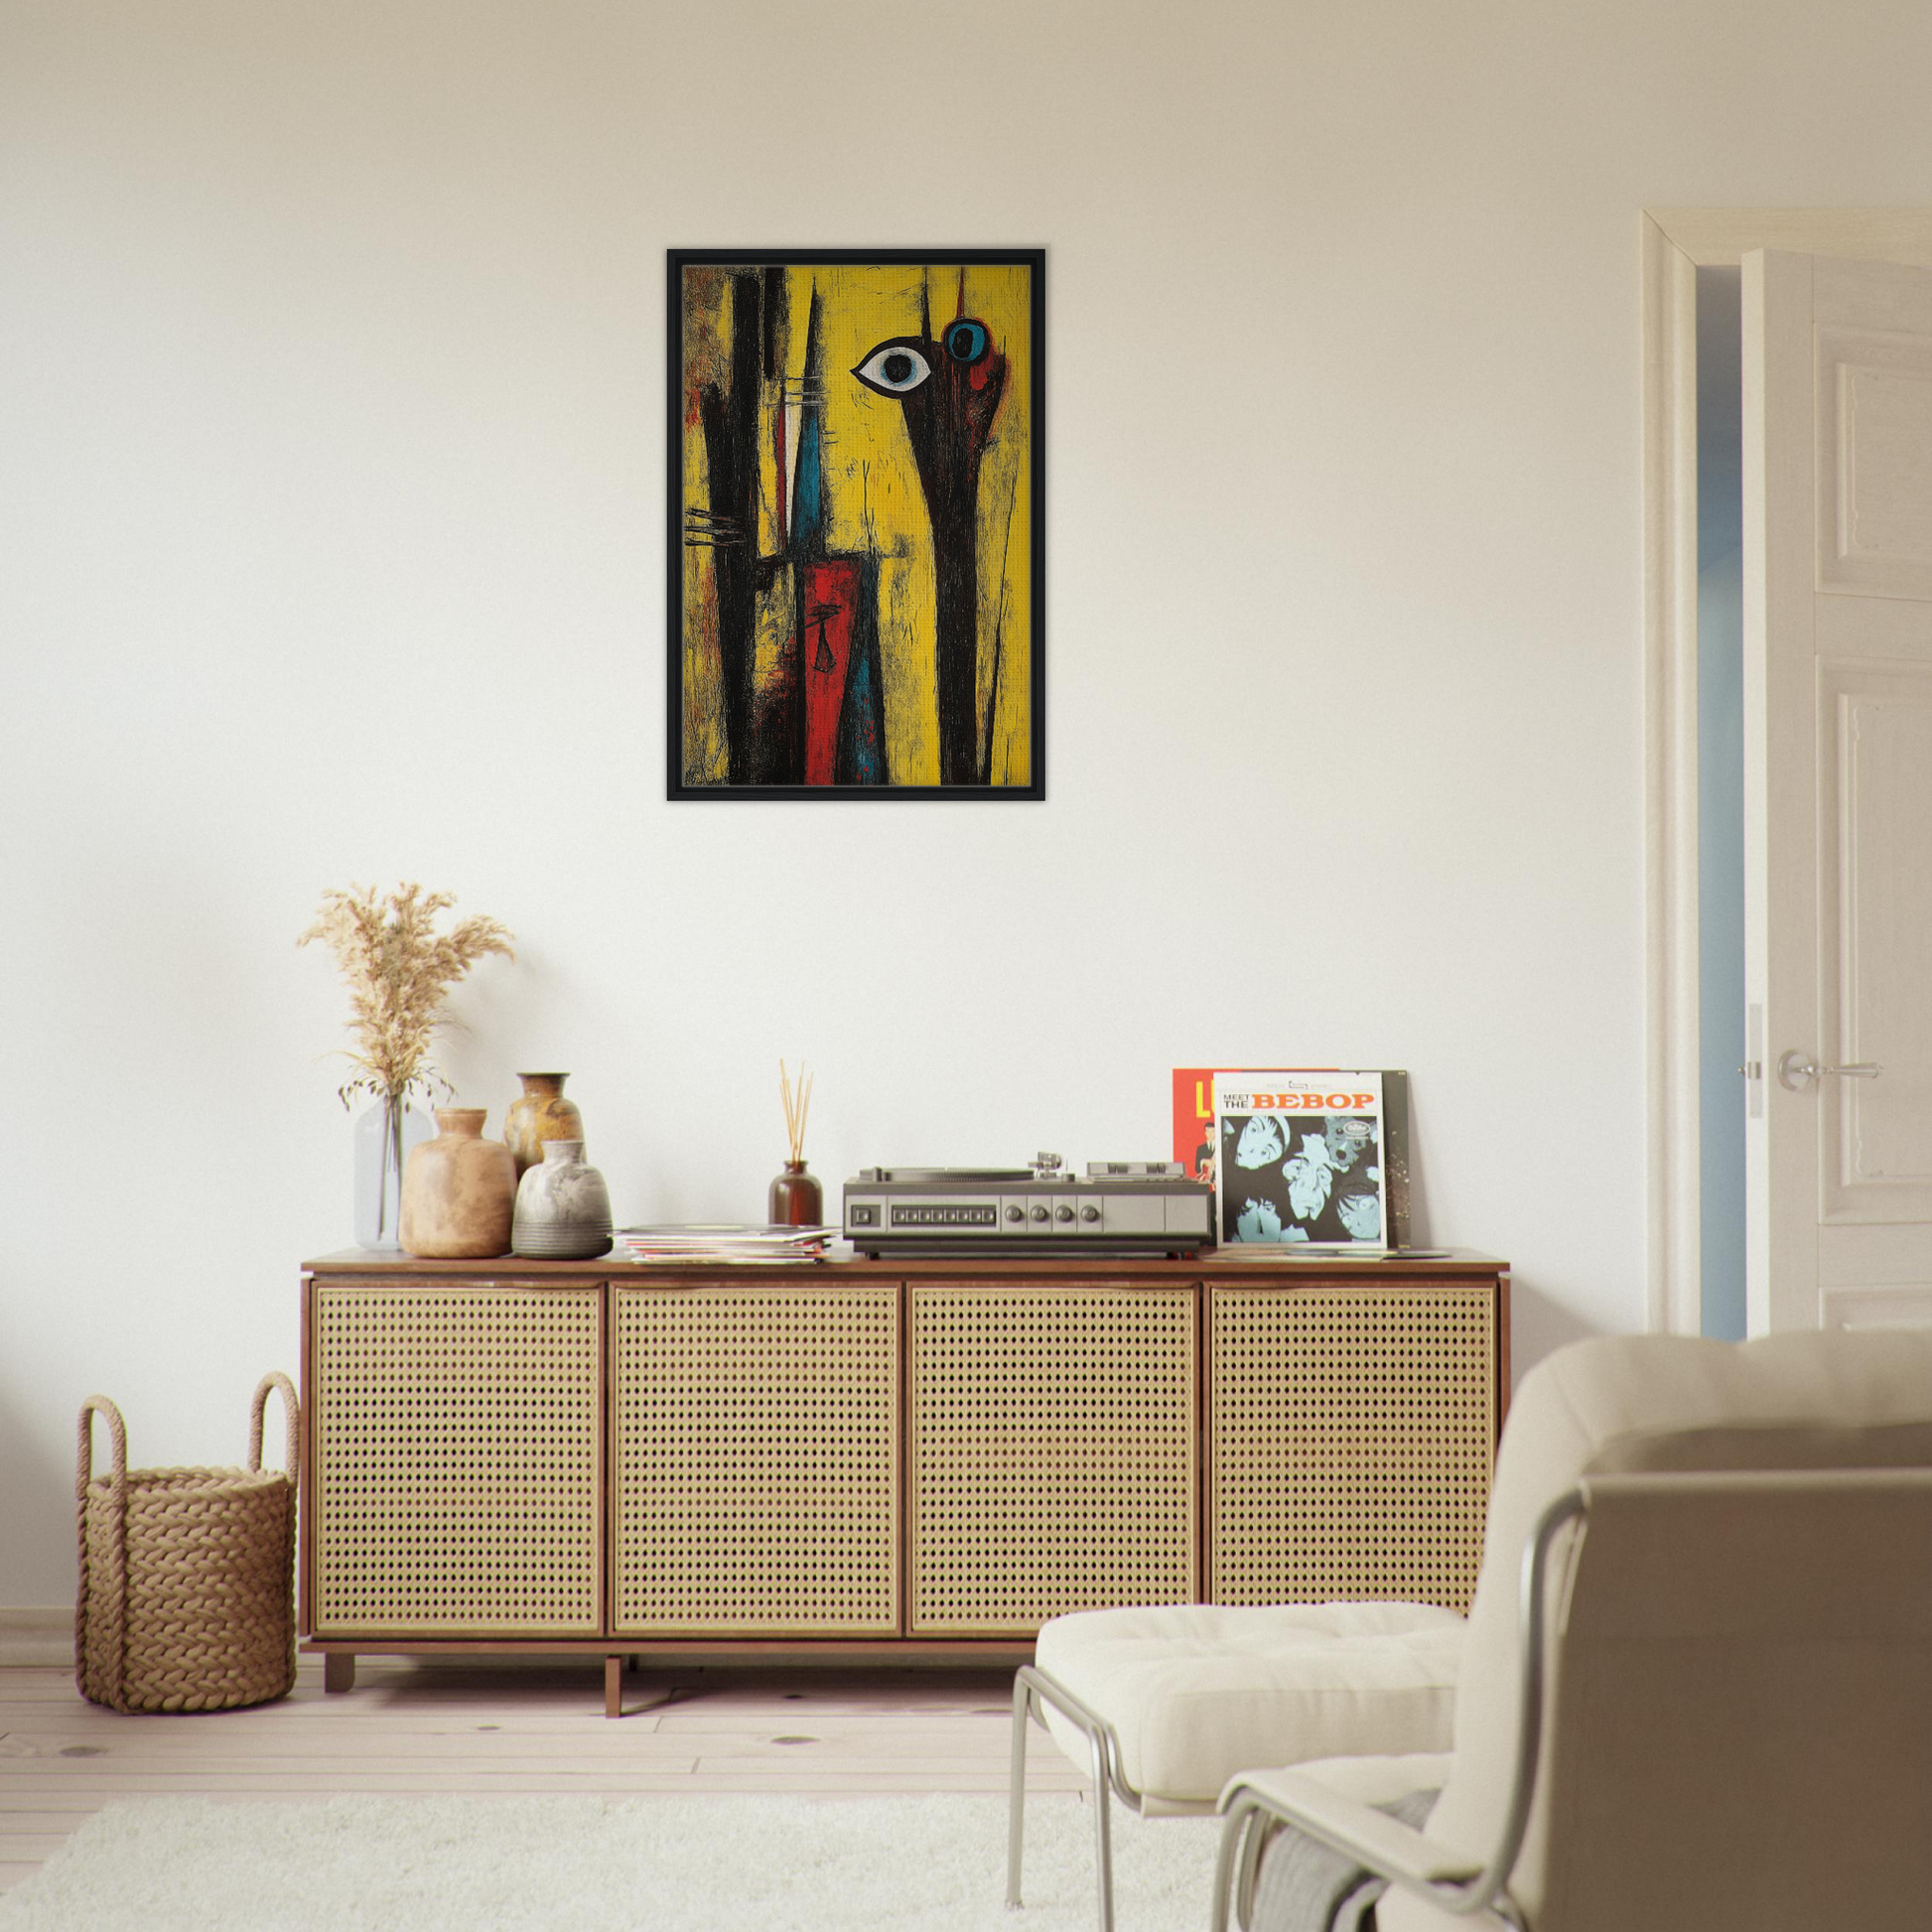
[611,1281,900,1635]
[907,1280,1198,1634]
[310,1281,604,1636]
[1208,1281,1495,1612]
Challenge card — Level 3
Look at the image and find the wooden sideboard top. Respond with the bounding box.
[304,1246,1507,1282]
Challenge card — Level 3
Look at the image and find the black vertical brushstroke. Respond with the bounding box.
[911,273,981,780]
[834,553,888,785]
[895,387,974,779]
[896,361,1004,787]
[697,270,763,783]
[761,265,785,381]
[930,522,978,785]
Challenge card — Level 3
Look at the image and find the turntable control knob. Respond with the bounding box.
[1031,1205,1050,1223]
[1080,1205,1101,1223]
[1055,1204,1075,1223]
[1005,1204,1025,1222]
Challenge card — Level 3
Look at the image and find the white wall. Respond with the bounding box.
[4,0,1928,1604]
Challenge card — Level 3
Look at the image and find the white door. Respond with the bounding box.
[1744,249,1932,1331]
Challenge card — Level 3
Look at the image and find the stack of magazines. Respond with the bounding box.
[613,1224,838,1264]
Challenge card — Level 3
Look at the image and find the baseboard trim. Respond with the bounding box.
[0,1606,71,1667]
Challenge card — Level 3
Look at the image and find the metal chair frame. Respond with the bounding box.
[1006,1490,1573,1932]
[1008,1661,1195,1932]
[1206,1484,1597,1932]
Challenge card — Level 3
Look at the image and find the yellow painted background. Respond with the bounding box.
[680,261,1032,787]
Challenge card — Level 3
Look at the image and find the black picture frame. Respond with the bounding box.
[667,248,1045,800]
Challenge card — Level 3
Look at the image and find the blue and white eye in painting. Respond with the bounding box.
[852,339,933,397]
[943,319,990,364]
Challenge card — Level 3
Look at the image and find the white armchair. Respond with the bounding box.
[1212,1328,1932,1932]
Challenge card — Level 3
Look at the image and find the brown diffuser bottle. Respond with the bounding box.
[768,1059,824,1226]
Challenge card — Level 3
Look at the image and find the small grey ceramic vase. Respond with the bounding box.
[511,1140,614,1260]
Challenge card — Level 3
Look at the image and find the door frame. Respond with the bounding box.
[1641,209,1932,1334]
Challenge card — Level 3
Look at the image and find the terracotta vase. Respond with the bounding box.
[768,1160,824,1227]
[512,1141,614,1259]
[503,1072,586,1178]
[400,1109,515,1258]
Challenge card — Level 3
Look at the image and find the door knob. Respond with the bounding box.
[1776,1050,1882,1091]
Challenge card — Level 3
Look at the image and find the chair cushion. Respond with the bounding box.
[1033,1601,1465,1810]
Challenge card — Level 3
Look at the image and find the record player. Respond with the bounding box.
[843,1154,1212,1257]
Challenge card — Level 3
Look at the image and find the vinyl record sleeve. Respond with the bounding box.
[1172,1067,1411,1248]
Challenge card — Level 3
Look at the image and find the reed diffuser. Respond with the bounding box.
[769,1058,823,1227]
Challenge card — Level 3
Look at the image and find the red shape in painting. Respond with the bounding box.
[801,559,860,785]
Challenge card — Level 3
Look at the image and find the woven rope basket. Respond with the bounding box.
[75,1373,300,1714]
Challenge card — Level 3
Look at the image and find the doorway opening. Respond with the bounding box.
[1646,210,1932,1336]
[1695,267,1745,1341]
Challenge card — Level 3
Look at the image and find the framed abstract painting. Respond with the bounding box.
[668,249,1044,798]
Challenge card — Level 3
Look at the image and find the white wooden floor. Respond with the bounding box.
[0,1656,1084,1892]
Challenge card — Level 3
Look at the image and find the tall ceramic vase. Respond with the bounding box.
[352,1094,433,1250]
[503,1073,586,1178]
[400,1109,515,1259]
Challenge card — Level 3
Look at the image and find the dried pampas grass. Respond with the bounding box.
[299,883,515,1107]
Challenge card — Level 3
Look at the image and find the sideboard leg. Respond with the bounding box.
[323,1652,355,1695]
[605,1654,622,1719]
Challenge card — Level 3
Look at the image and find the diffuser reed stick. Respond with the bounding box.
[778,1058,813,1164]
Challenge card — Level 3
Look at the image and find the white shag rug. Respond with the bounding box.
[0,1793,1223,1931]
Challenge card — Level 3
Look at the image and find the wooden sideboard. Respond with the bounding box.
[299,1250,1509,1714]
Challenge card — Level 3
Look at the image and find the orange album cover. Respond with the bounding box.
[1172,1067,1338,1181]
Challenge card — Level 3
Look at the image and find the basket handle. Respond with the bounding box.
[248,1371,301,1481]
[76,1395,127,1504]
[74,1395,131,1708]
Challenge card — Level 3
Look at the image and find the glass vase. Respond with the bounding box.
[352,1094,432,1250]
